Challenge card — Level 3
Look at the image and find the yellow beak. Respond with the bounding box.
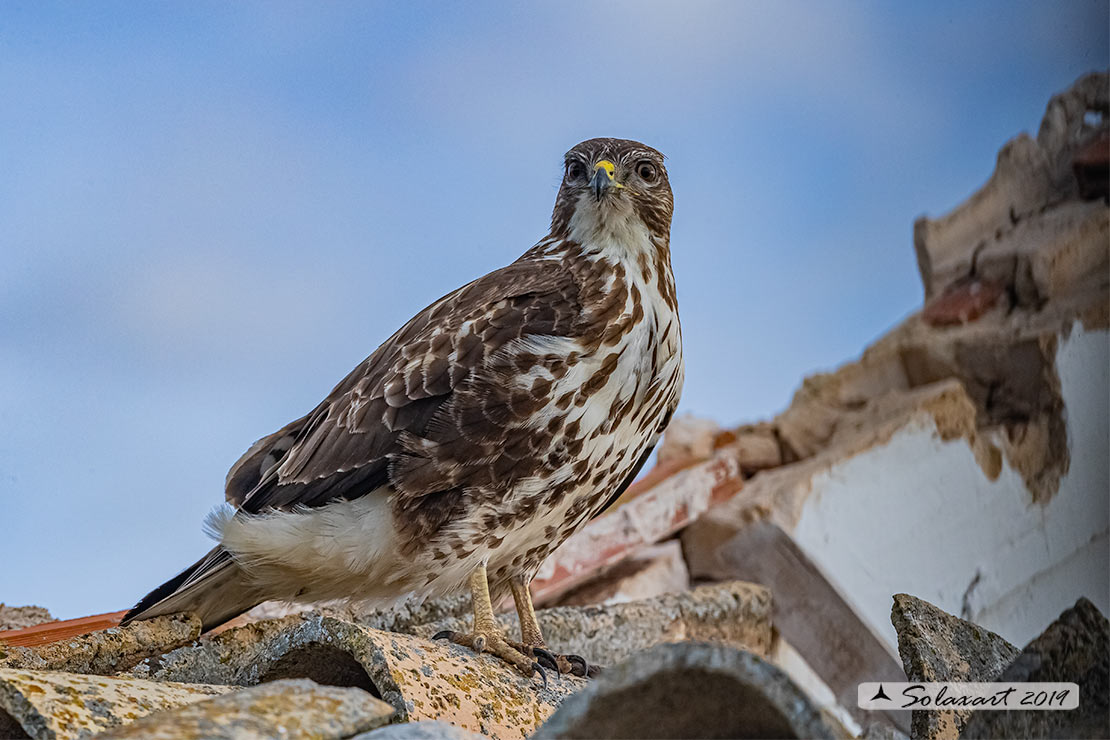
[591,160,622,201]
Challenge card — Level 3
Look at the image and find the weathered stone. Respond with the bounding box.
[971,199,1108,311]
[417,581,772,668]
[914,71,1108,299]
[656,414,721,465]
[1037,71,1110,195]
[556,540,689,607]
[0,667,230,740]
[961,597,1109,739]
[215,593,473,637]
[351,720,486,739]
[130,613,583,739]
[0,613,202,675]
[713,423,784,473]
[891,593,1021,740]
[1073,129,1109,200]
[892,593,1021,682]
[863,721,911,740]
[533,642,843,739]
[0,606,52,632]
[923,278,1005,326]
[97,678,393,739]
[683,305,1107,662]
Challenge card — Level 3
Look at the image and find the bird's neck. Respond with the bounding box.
[525,228,676,316]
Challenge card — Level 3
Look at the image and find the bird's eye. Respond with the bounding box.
[636,161,658,183]
[565,161,586,181]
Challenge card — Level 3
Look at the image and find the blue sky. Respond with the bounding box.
[2,2,1106,619]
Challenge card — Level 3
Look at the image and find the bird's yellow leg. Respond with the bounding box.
[506,576,597,678]
[510,576,546,647]
[433,565,546,684]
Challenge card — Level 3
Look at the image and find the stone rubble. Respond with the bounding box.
[889,594,1109,740]
[677,70,1108,729]
[960,597,1109,740]
[891,593,1022,740]
[0,71,1105,740]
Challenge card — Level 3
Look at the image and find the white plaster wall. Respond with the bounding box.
[790,326,1109,652]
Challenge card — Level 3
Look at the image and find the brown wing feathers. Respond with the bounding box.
[222,258,584,521]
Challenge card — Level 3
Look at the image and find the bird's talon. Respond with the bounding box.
[431,630,455,641]
[473,634,487,653]
[531,661,548,690]
[565,653,589,677]
[533,647,560,674]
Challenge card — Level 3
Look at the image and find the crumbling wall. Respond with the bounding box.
[684,71,1109,660]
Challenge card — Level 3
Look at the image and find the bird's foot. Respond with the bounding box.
[433,629,549,687]
[507,641,603,678]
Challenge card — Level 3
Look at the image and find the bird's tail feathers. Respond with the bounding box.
[121,546,261,632]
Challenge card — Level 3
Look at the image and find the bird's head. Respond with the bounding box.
[550,138,673,247]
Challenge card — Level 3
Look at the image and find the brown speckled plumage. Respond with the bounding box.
[124,138,684,631]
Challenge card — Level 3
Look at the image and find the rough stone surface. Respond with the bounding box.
[212,592,474,638]
[0,606,53,632]
[533,642,842,739]
[1073,129,1109,200]
[0,612,203,678]
[130,613,583,739]
[717,423,784,473]
[961,597,1109,739]
[97,678,393,739]
[351,720,486,739]
[863,721,911,740]
[416,581,773,668]
[891,593,1021,740]
[0,667,230,740]
[656,414,721,465]
[914,71,1108,300]
[0,613,202,676]
[922,278,1005,326]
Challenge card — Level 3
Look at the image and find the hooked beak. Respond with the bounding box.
[591,160,620,202]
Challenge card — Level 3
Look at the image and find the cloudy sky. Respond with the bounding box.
[2,2,1106,619]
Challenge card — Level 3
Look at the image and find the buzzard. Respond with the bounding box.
[123,138,684,681]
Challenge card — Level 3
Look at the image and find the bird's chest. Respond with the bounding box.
[574,300,680,442]
[483,272,683,569]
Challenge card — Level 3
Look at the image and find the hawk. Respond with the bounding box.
[123,138,684,681]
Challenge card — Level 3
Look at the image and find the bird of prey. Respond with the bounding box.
[123,137,684,681]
